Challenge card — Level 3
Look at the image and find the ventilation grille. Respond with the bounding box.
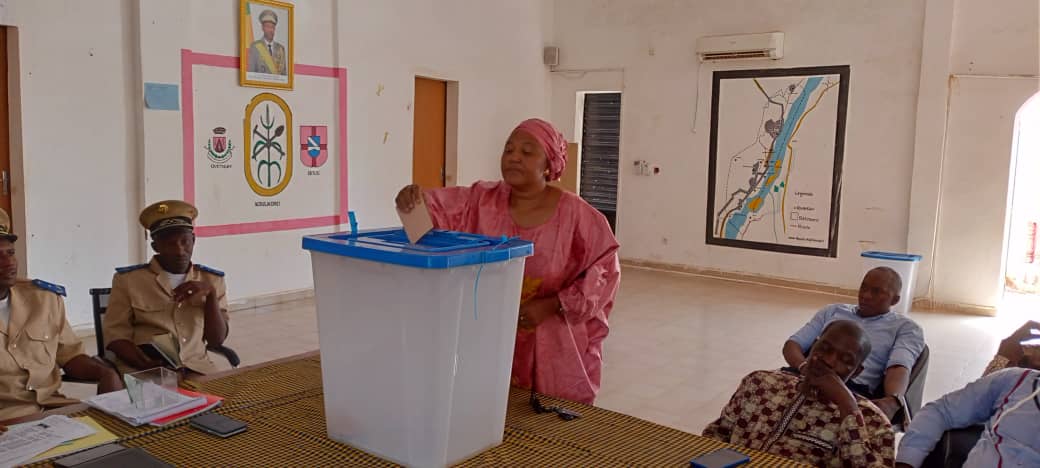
[700,50,773,61]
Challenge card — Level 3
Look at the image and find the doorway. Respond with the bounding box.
[412,77,447,189]
[576,92,621,232]
[1004,92,1040,295]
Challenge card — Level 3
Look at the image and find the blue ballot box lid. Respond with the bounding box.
[861,251,922,262]
[302,228,534,269]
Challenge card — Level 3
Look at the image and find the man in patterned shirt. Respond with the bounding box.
[704,320,895,467]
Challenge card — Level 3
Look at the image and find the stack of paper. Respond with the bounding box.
[0,415,96,468]
[85,384,206,426]
[29,417,119,462]
[148,389,224,427]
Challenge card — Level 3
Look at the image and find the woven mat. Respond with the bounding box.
[459,388,808,468]
[182,356,325,411]
[27,355,808,467]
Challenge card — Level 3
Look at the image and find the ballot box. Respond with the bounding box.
[303,228,533,467]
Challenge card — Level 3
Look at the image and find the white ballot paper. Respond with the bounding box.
[0,415,96,468]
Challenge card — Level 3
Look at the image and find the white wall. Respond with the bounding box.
[551,0,1040,310]
[337,0,551,227]
[906,0,959,301]
[3,0,551,326]
[932,76,1038,307]
[3,0,1032,325]
[4,0,139,325]
[551,0,926,289]
[950,0,1039,77]
[910,0,1039,309]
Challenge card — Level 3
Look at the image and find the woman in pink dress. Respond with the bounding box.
[395,118,620,404]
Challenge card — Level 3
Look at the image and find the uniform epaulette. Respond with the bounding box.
[31,279,66,296]
[196,264,225,277]
[115,263,149,274]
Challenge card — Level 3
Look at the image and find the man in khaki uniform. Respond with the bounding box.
[247,9,287,75]
[0,208,123,421]
[103,200,230,375]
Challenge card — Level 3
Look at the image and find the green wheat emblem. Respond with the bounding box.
[251,104,286,188]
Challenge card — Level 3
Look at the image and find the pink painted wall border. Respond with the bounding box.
[195,216,341,237]
[337,68,348,217]
[180,49,196,204]
[180,49,348,237]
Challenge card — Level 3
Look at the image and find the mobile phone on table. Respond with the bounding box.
[190,413,248,438]
[690,448,750,468]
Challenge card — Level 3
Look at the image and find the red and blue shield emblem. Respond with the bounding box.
[299,125,328,168]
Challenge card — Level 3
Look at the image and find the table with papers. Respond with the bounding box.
[0,416,97,468]
[6,352,810,467]
[83,384,204,427]
[24,417,118,464]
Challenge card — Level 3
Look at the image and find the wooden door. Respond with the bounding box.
[550,143,579,193]
[412,77,446,189]
[0,28,11,215]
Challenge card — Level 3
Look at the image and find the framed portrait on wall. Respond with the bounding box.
[239,0,294,90]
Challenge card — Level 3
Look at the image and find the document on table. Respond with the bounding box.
[85,383,205,426]
[29,416,119,462]
[0,415,96,468]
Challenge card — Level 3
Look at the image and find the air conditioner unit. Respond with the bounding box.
[696,32,784,62]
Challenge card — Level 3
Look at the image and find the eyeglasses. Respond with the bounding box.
[528,386,581,421]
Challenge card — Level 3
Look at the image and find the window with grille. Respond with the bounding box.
[579,93,621,232]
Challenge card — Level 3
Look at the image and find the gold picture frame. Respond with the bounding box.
[239,0,294,90]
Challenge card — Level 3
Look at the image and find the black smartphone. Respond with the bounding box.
[54,443,127,467]
[690,448,750,468]
[189,413,248,438]
[55,444,173,468]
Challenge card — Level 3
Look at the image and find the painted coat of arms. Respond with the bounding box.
[244,93,293,197]
[299,125,328,168]
[205,127,234,164]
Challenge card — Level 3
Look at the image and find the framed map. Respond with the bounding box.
[706,66,849,257]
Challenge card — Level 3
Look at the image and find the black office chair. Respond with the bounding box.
[59,289,118,384]
[921,424,985,468]
[900,344,930,424]
[864,344,929,431]
[87,287,241,369]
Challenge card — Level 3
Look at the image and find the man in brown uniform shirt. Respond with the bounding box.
[0,208,122,421]
[103,200,230,375]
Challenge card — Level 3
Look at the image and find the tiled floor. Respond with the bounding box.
[64,266,1036,436]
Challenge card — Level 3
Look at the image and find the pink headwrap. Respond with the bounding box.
[514,118,568,181]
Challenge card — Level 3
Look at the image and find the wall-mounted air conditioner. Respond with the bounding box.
[696,32,784,62]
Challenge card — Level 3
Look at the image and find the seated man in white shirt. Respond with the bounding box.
[782,267,925,421]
